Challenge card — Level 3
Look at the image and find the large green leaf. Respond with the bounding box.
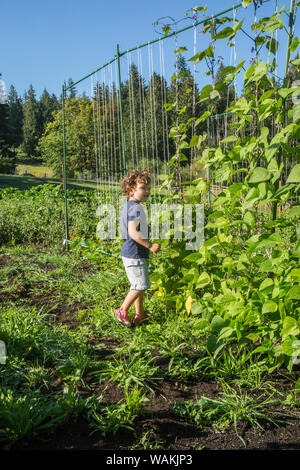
[242,0,253,7]
[259,278,274,293]
[288,286,300,300]
[233,19,245,35]
[289,205,300,217]
[189,45,214,64]
[215,162,231,183]
[243,210,255,227]
[249,167,270,183]
[214,27,234,40]
[262,300,278,314]
[282,316,300,341]
[287,164,300,183]
[200,84,213,100]
[220,135,238,145]
[218,327,234,340]
[207,335,218,353]
[293,103,300,123]
[195,111,211,126]
[196,271,211,288]
[246,61,269,84]
[264,12,284,33]
[210,315,226,333]
[266,37,278,55]
[290,37,300,52]
[220,66,236,76]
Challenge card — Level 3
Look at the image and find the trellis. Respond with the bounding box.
[61,0,298,247]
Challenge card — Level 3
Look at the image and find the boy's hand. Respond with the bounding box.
[150,243,161,253]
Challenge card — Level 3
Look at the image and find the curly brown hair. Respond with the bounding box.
[121,169,151,199]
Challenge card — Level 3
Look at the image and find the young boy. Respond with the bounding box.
[114,169,160,326]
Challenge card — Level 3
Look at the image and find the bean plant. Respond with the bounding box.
[150,0,300,372]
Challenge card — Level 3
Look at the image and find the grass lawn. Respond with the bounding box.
[0,174,99,191]
[16,163,54,178]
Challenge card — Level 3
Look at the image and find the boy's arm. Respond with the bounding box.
[128,220,160,252]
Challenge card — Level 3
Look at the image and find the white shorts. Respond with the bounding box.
[122,257,150,291]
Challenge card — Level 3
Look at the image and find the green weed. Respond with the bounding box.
[0,389,68,446]
[93,351,163,393]
[172,383,289,446]
[88,387,147,437]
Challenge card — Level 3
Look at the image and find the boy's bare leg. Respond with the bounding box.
[121,290,141,312]
[134,291,144,317]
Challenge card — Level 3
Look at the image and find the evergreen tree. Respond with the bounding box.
[67,78,77,99]
[93,80,118,179]
[7,85,23,147]
[144,71,169,171]
[0,78,16,173]
[0,99,8,142]
[22,84,39,157]
[38,89,60,139]
[122,64,147,168]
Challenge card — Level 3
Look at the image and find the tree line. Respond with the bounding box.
[0,56,236,179]
[0,78,76,174]
[6,52,297,182]
[41,56,237,181]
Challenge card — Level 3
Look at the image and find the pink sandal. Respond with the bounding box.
[133,313,151,324]
[114,308,131,326]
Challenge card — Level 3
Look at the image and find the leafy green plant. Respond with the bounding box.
[172,383,288,446]
[0,184,104,246]
[129,429,168,450]
[88,387,147,437]
[0,389,68,446]
[148,0,300,375]
[23,364,50,390]
[94,351,163,393]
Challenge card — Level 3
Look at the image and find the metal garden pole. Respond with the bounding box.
[62,84,69,248]
[284,0,296,87]
[207,117,211,208]
[272,0,296,222]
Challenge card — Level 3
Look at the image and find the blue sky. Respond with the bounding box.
[2,0,299,99]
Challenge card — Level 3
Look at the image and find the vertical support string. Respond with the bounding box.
[150,44,159,184]
[129,51,138,167]
[191,21,197,186]
[159,37,166,184]
[137,48,145,163]
[159,39,170,176]
[127,52,135,168]
[138,47,149,169]
[91,75,99,200]
[114,59,122,180]
[95,74,103,196]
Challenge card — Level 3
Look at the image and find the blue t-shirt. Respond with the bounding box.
[120,200,149,259]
